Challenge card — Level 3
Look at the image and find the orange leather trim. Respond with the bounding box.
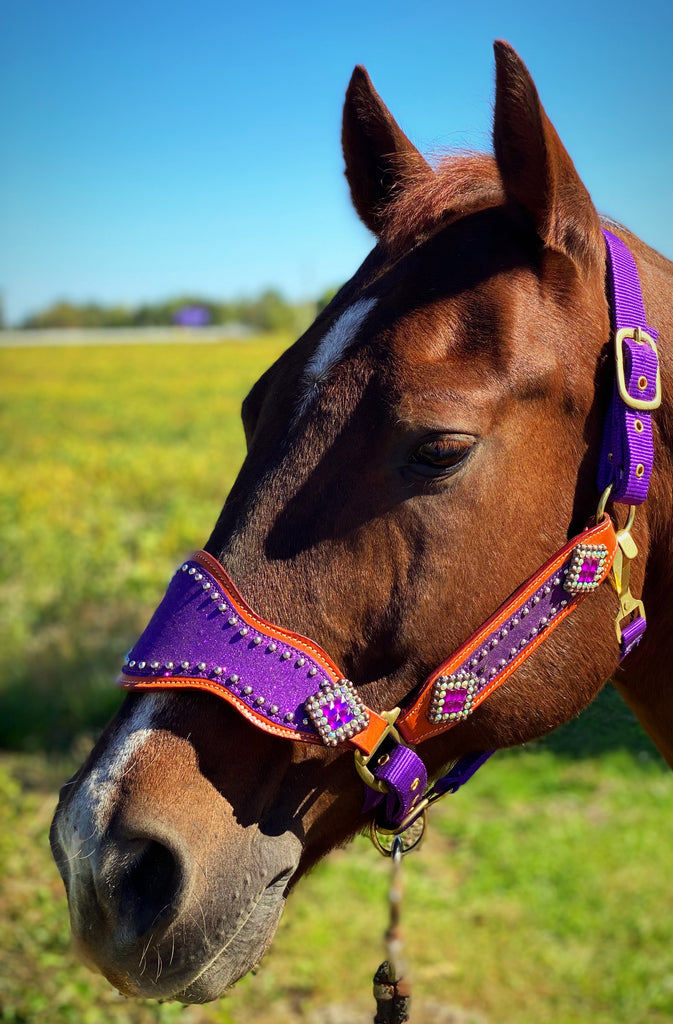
[397,516,618,745]
[119,672,389,753]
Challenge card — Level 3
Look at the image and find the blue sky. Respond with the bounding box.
[2,0,671,324]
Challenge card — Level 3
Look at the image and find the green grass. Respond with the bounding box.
[1,336,672,1023]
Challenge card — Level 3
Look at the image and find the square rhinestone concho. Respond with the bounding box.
[305,679,370,746]
[428,671,479,724]
[563,543,609,595]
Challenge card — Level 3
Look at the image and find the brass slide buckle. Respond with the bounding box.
[615,327,661,412]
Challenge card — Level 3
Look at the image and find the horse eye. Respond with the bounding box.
[408,437,473,477]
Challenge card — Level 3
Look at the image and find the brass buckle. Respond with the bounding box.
[615,327,661,411]
[354,708,403,793]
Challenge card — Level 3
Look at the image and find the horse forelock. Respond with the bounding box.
[381,152,505,254]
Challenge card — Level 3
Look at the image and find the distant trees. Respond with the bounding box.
[19,287,337,334]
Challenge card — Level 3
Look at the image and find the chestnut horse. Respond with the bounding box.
[51,42,672,1004]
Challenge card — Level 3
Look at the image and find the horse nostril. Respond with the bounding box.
[113,837,184,938]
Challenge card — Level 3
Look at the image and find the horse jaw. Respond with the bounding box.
[50,692,304,1002]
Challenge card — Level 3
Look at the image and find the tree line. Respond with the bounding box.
[18,287,339,332]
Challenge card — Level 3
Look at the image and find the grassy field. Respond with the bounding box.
[2,336,673,1024]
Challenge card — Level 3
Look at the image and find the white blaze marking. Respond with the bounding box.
[296,297,377,418]
[59,694,168,864]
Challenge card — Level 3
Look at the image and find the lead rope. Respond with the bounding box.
[372,836,412,1023]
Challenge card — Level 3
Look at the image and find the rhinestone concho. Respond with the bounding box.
[427,670,479,724]
[563,543,609,595]
[305,679,369,746]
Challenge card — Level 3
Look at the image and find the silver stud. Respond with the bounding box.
[490,667,497,677]
[194,573,202,581]
[239,627,249,636]
[499,659,506,668]
[188,567,196,575]
[138,661,146,669]
[561,599,568,607]
[308,667,317,676]
[282,651,291,660]
[267,642,277,652]
[181,564,189,571]
[243,685,253,695]
[197,662,206,671]
[296,657,306,667]
[490,638,498,648]
[229,674,239,684]
[519,638,527,648]
[302,718,309,725]
[218,603,227,612]
[511,617,519,627]
[202,581,211,590]
[165,661,174,670]
[228,616,237,626]
[510,649,517,658]
[210,592,220,601]
[129,660,136,667]
[270,704,279,714]
[284,712,294,722]
[213,667,223,675]
[181,661,190,670]
[543,586,551,595]
[255,697,265,706]
[522,607,529,616]
[500,628,508,639]
[470,658,478,668]
[532,595,540,605]
[550,607,557,616]
[150,661,160,669]
[540,617,548,626]
[252,636,262,646]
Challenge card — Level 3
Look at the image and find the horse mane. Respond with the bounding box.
[381,152,505,253]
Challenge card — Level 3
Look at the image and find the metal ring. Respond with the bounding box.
[596,484,613,522]
[370,810,427,857]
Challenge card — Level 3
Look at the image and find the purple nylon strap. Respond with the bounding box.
[598,229,659,504]
[598,230,658,660]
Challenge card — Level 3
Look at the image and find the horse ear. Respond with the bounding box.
[493,41,603,273]
[342,66,432,236]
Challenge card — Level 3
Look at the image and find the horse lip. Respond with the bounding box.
[172,863,297,1003]
[101,862,297,1003]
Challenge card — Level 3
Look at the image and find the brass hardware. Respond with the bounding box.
[370,809,427,856]
[410,777,420,791]
[354,708,402,793]
[615,327,661,411]
[636,464,645,478]
[611,520,646,643]
[634,419,644,433]
[377,753,390,767]
[638,376,648,391]
[596,484,613,522]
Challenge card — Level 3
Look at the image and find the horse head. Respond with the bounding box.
[50,42,672,1003]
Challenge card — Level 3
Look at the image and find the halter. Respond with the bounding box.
[119,229,660,839]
